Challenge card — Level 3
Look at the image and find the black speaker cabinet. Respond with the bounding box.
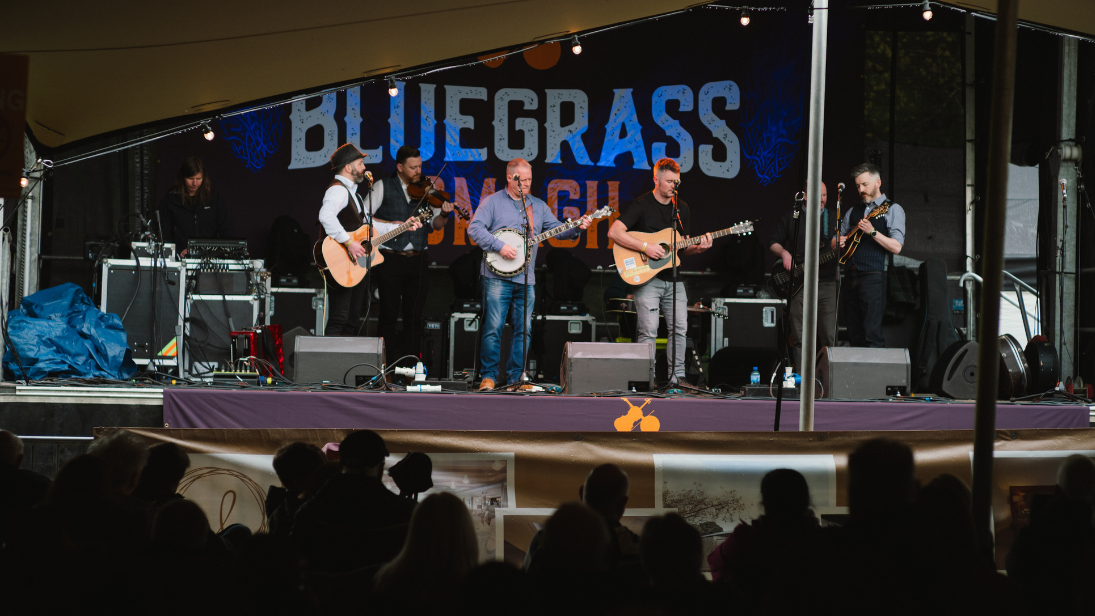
[930,340,978,400]
[422,319,447,380]
[816,347,911,399]
[100,259,185,366]
[293,336,385,385]
[560,342,654,394]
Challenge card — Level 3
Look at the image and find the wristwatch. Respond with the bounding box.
[870,230,877,237]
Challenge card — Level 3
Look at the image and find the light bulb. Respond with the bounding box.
[571,35,582,55]
[202,124,214,141]
[922,1,933,20]
[463,474,470,484]
[387,78,399,97]
[20,176,29,188]
[740,9,750,26]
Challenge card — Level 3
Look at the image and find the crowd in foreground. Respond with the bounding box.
[0,428,1093,615]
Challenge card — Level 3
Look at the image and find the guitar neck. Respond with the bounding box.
[673,226,738,250]
[790,248,839,276]
[374,219,419,246]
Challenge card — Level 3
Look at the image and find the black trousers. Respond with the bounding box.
[843,270,886,348]
[325,275,369,337]
[373,251,429,360]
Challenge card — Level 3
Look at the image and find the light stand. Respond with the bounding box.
[774,192,805,431]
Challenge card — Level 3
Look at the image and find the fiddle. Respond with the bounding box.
[407,178,470,220]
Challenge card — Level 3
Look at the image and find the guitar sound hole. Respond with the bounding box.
[361,241,372,253]
[649,243,673,269]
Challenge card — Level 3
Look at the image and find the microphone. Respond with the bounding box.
[837,182,845,191]
[512,174,521,181]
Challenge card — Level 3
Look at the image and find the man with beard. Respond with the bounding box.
[836,163,905,348]
[359,145,455,359]
[318,144,422,337]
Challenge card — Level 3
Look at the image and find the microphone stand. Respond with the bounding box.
[516,177,533,389]
[668,183,681,388]
[774,192,806,431]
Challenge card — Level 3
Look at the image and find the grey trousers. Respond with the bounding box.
[634,278,688,379]
[790,280,838,370]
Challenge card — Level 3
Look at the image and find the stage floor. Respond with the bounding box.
[163,388,1091,432]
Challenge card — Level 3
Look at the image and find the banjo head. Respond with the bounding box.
[486,228,529,277]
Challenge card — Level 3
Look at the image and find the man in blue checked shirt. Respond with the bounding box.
[468,158,592,391]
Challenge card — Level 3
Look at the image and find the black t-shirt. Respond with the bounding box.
[768,205,837,278]
[617,191,691,281]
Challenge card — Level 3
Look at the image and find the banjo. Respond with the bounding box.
[485,205,615,277]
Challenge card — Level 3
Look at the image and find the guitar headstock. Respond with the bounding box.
[589,205,615,220]
[732,220,754,236]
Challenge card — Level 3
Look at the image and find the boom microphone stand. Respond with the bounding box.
[773,192,805,431]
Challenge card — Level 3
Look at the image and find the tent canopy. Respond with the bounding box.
[4,0,1092,151]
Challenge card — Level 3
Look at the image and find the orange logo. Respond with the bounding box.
[614,398,660,432]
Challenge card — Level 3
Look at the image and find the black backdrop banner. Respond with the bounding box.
[155,9,861,272]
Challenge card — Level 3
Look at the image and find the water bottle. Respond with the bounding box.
[750,367,761,385]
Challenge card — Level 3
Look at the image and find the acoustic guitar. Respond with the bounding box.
[613,221,754,286]
[314,205,433,288]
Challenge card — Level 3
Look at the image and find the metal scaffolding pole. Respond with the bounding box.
[971,0,1019,552]
[799,0,828,432]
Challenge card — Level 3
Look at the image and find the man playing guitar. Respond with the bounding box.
[836,163,906,348]
[608,158,712,386]
[317,144,422,336]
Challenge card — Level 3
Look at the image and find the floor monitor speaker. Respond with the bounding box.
[560,342,654,394]
[816,347,911,399]
[930,340,978,400]
[293,336,384,385]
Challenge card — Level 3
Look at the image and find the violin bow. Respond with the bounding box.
[413,161,450,210]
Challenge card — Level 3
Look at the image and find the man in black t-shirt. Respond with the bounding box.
[768,182,838,370]
[609,158,712,385]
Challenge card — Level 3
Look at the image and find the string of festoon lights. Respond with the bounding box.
[27,0,1091,175]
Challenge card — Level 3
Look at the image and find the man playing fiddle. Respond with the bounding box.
[359,145,455,359]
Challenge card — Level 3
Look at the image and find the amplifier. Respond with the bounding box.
[293,336,385,385]
[560,342,654,394]
[183,259,264,295]
[709,298,784,355]
[130,242,176,261]
[817,347,911,399]
[531,314,595,382]
[448,313,510,380]
[422,319,447,379]
[187,238,249,260]
[100,258,186,367]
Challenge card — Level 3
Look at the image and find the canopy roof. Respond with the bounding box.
[4,0,1091,151]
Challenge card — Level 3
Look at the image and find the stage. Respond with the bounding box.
[162,388,1091,432]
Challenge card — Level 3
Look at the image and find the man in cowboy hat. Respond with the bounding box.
[318,143,422,336]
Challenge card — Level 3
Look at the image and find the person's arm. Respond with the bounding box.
[467,196,506,253]
[538,202,591,239]
[681,234,712,255]
[360,181,401,236]
[856,205,903,255]
[431,205,447,230]
[608,220,664,259]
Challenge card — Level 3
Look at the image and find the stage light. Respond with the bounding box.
[921,1,933,20]
[20,176,29,188]
[571,35,582,55]
[387,77,399,97]
[740,8,751,26]
[202,123,214,141]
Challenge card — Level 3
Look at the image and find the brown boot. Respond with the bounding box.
[478,378,496,391]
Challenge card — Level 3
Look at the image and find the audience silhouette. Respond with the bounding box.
[2,428,1092,616]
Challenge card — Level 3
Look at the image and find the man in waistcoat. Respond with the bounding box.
[836,163,906,348]
[359,145,454,359]
[317,144,423,337]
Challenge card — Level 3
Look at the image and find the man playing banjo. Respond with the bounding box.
[468,158,592,391]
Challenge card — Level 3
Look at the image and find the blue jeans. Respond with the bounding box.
[480,277,535,384]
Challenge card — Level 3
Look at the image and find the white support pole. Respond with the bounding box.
[964,14,977,341]
[799,0,828,432]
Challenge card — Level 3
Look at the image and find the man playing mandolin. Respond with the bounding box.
[468,158,592,391]
[359,145,455,358]
[836,163,906,348]
[768,182,837,370]
[317,144,423,336]
[608,158,712,387]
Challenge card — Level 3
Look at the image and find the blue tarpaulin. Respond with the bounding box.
[3,283,137,380]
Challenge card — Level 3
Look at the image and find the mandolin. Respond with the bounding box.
[838,201,890,265]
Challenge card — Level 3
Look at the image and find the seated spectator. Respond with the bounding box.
[0,430,51,545]
[132,442,190,508]
[707,468,819,611]
[238,534,319,615]
[373,492,479,609]
[147,499,242,614]
[151,499,213,554]
[1007,454,1095,614]
[526,502,614,614]
[290,430,415,572]
[640,513,723,614]
[524,464,639,574]
[266,442,326,537]
[387,451,434,501]
[86,429,153,547]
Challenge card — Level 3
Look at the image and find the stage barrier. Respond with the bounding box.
[119,427,1095,570]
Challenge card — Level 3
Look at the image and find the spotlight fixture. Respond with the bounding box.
[921,0,933,20]
[20,176,29,188]
[202,122,214,141]
[571,35,582,55]
[387,77,399,97]
[740,8,751,26]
